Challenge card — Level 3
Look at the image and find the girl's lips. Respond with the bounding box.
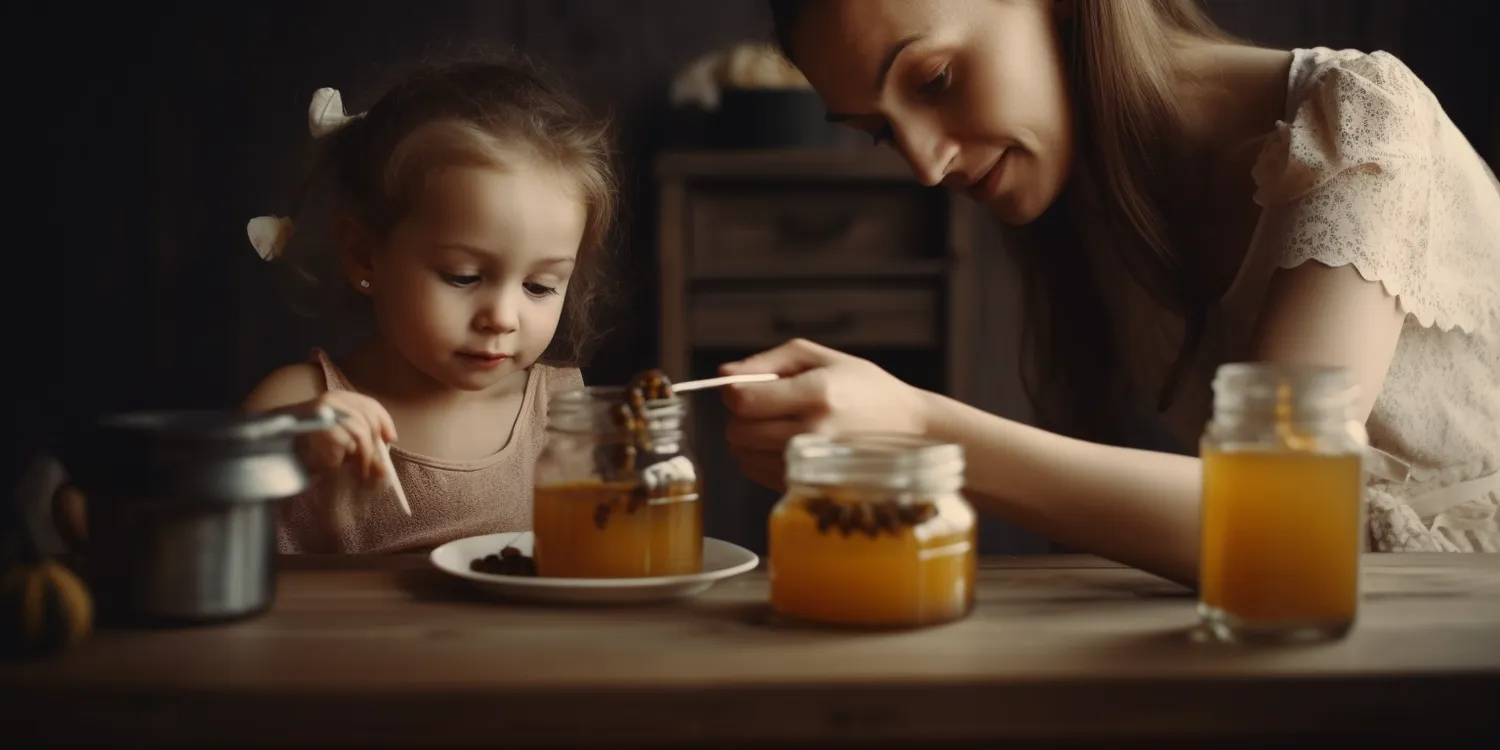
[457,351,510,369]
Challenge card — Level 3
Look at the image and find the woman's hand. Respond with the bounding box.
[288,390,398,482]
[718,338,930,489]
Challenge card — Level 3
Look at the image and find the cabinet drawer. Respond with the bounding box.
[688,288,937,349]
[688,184,946,279]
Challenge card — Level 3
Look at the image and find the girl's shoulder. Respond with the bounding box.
[241,348,344,413]
[532,362,585,402]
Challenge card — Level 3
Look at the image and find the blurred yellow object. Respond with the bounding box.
[1,557,94,659]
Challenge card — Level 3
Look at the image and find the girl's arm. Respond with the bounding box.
[723,262,1405,586]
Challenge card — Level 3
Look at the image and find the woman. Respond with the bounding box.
[719,0,1500,584]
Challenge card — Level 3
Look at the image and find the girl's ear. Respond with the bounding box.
[335,215,378,295]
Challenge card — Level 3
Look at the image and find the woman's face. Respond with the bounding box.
[788,0,1073,225]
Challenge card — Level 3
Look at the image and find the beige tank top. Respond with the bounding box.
[276,348,584,554]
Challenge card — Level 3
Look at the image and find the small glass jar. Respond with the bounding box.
[769,432,977,628]
[532,387,702,578]
[1199,363,1367,643]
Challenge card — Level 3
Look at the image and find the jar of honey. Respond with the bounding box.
[532,386,702,578]
[1199,363,1367,643]
[768,433,976,628]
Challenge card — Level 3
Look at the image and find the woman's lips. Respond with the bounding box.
[966,151,1010,203]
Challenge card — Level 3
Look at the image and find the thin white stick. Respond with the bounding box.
[670,373,780,393]
[378,440,411,516]
[334,409,411,517]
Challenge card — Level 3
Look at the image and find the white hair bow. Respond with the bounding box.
[246,87,366,261]
[307,87,363,139]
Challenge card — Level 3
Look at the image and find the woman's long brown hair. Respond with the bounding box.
[770,0,1239,445]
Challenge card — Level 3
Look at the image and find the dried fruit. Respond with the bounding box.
[798,490,938,538]
[469,545,538,577]
[590,368,680,528]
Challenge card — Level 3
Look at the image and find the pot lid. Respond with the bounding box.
[96,405,337,443]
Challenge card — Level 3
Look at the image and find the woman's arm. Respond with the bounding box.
[924,261,1404,586]
[918,391,1204,586]
[723,262,1405,587]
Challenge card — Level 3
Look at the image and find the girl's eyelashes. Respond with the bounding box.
[439,271,562,298]
[524,282,559,298]
[441,272,481,287]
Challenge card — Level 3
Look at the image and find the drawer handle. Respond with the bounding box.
[771,312,855,338]
[775,213,855,246]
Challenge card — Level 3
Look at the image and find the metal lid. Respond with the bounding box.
[96,405,337,443]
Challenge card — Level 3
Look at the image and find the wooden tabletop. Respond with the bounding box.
[4,553,1499,748]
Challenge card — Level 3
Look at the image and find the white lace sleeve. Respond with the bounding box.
[1250,50,1500,335]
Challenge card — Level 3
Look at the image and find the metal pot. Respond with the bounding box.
[58,406,334,627]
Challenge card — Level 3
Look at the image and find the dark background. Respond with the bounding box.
[5,0,1497,552]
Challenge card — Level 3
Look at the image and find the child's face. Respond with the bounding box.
[788,0,1073,225]
[366,161,586,392]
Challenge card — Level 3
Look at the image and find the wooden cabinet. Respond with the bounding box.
[656,149,978,401]
[655,149,980,554]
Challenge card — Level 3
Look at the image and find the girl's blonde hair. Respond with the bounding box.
[273,51,619,367]
[769,0,1239,443]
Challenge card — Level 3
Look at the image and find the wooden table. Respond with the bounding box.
[4,554,1499,748]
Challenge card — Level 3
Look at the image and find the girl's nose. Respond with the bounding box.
[475,288,520,333]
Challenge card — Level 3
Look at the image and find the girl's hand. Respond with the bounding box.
[718,338,930,490]
[288,390,398,482]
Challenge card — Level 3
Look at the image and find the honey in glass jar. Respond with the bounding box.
[769,433,976,628]
[1199,363,1367,643]
[532,379,702,578]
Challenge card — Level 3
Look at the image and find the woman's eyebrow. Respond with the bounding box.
[825,33,924,122]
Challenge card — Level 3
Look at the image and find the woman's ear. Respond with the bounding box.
[335,215,377,295]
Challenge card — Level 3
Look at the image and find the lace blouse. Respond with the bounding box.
[1101,47,1500,553]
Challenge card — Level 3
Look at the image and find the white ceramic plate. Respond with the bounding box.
[429,532,760,604]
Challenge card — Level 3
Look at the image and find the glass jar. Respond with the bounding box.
[769,432,977,628]
[532,387,702,578]
[1199,363,1367,643]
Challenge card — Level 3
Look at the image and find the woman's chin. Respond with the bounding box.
[983,192,1045,226]
[982,174,1065,227]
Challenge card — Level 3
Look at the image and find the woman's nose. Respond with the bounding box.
[892,116,958,187]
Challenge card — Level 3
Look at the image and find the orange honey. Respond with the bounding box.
[1199,450,1363,628]
[532,480,702,579]
[769,489,976,627]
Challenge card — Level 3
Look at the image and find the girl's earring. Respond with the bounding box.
[359,280,370,289]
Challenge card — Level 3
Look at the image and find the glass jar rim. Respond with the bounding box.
[547,386,687,436]
[1210,362,1360,425]
[785,432,964,492]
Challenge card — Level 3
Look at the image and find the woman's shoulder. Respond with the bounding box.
[1252,46,1457,206]
[1286,47,1427,102]
[1247,47,1500,337]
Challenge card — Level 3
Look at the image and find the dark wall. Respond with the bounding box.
[6,1,1495,496]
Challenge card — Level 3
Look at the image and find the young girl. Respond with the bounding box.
[719,0,1500,584]
[236,55,617,553]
